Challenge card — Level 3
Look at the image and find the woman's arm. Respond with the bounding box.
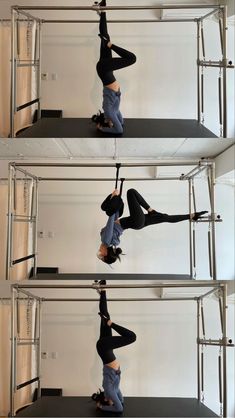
[100,214,115,246]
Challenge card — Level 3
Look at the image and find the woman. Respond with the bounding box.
[94,0,136,134]
[95,280,136,413]
[97,188,208,264]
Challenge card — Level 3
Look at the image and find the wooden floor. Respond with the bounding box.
[16,118,217,138]
[16,396,218,417]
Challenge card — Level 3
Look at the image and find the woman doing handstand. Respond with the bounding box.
[94,0,136,134]
[95,281,136,413]
[97,188,208,265]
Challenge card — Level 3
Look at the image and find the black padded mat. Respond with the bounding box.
[17,118,217,138]
[16,396,218,417]
[30,273,193,280]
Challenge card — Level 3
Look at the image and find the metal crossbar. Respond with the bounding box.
[9,4,231,138]
[6,159,218,281]
[10,281,232,417]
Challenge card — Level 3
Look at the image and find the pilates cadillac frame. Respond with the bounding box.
[6,159,221,281]
[9,281,234,417]
[9,3,234,138]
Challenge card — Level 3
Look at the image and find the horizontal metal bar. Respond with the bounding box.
[17,60,40,62]
[11,160,212,168]
[14,281,224,290]
[196,218,222,223]
[199,60,234,69]
[16,377,39,391]
[17,63,39,68]
[39,176,181,182]
[17,338,39,341]
[17,341,39,346]
[199,339,234,347]
[13,214,36,219]
[17,98,39,112]
[42,18,197,24]
[43,297,197,302]
[13,218,36,223]
[14,5,220,11]
[12,254,35,265]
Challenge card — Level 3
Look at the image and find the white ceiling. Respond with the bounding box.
[0,138,234,160]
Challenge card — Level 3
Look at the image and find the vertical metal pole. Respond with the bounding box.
[34,300,38,341]
[219,292,224,334]
[193,226,196,272]
[37,300,42,398]
[10,8,17,137]
[192,179,197,213]
[207,168,212,209]
[210,163,217,280]
[218,71,223,137]
[200,20,205,125]
[34,22,38,63]
[218,348,223,411]
[33,180,39,276]
[13,173,17,212]
[16,297,20,337]
[189,179,193,278]
[222,284,227,417]
[222,6,227,138]
[201,301,206,338]
[37,21,42,121]
[201,349,204,401]
[219,15,223,56]
[30,180,35,220]
[6,165,14,280]
[16,17,20,57]
[197,20,201,123]
[10,286,16,417]
[201,70,204,124]
[208,227,213,278]
[197,299,201,400]
[201,22,206,59]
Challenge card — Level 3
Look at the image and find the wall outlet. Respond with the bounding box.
[38,230,45,239]
[51,352,58,359]
[41,72,49,81]
[41,352,48,359]
[51,73,58,81]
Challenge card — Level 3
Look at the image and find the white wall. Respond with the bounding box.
[37,169,235,279]
[0,154,234,417]
[0,281,234,417]
[0,0,234,137]
[34,287,235,417]
[0,158,234,279]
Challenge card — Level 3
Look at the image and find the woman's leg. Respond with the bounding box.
[97,12,136,78]
[144,211,191,227]
[99,12,112,60]
[119,189,151,230]
[103,322,136,350]
[97,321,136,356]
[99,290,112,338]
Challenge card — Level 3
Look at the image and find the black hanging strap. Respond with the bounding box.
[115,163,121,189]
[120,178,125,197]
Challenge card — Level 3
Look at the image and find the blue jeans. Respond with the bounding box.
[102,365,124,413]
